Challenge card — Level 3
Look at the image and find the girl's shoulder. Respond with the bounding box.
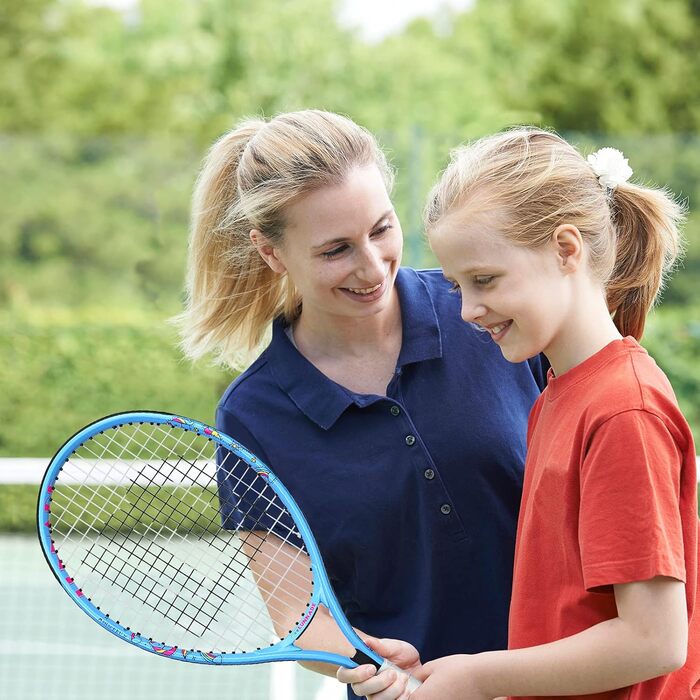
[569,341,691,451]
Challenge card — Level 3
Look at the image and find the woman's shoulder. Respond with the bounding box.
[218,350,276,412]
[403,266,461,315]
[408,266,452,290]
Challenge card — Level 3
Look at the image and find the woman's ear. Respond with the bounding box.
[551,224,583,273]
[250,229,287,274]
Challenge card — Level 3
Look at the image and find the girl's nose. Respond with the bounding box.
[461,296,488,324]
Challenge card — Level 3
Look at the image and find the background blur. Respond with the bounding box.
[1,0,699,698]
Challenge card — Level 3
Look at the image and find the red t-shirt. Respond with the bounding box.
[508,337,699,700]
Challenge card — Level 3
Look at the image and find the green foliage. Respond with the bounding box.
[1,0,699,456]
[461,0,700,133]
[0,308,232,456]
[0,485,40,533]
[642,306,700,439]
[49,484,222,536]
[10,483,700,537]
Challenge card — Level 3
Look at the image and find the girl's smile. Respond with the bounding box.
[430,209,572,365]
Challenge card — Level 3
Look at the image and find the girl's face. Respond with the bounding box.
[257,164,403,323]
[429,208,574,364]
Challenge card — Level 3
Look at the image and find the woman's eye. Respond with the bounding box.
[321,245,348,259]
[371,224,391,237]
[474,275,495,286]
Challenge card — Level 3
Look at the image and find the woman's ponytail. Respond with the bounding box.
[177,119,288,369]
[176,110,393,370]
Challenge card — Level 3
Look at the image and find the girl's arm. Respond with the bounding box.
[414,576,687,700]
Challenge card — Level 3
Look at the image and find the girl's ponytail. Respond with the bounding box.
[607,184,685,339]
[424,128,686,343]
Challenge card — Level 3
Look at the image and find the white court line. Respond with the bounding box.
[0,458,213,484]
[3,457,700,483]
[0,459,47,483]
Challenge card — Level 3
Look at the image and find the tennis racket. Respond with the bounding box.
[37,411,420,692]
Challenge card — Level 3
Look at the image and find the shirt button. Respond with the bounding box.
[440,503,452,515]
[424,468,435,480]
[405,435,416,446]
[390,405,401,416]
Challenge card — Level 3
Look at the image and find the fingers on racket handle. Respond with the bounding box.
[378,659,422,693]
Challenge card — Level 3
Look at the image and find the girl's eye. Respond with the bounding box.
[474,275,495,286]
[448,281,461,295]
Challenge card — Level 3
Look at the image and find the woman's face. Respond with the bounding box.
[259,164,403,323]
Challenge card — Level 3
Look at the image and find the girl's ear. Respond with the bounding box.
[551,224,583,273]
[250,229,287,274]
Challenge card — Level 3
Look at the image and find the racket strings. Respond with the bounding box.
[85,434,315,614]
[48,420,316,653]
[54,426,308,652]
[57,447,313,642]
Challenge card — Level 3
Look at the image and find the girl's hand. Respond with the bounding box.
[412,655,492,700]
[336,636,423,699]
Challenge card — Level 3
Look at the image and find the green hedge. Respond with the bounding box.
[6,484,700,535]
[0,308,232,457]
[2,304,699,458]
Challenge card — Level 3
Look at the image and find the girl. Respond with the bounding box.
[340,128,698,699]
[177,112,548,699]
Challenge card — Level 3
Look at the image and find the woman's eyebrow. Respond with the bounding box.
[310,209,394,251]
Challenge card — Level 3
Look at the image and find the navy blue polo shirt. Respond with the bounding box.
[217,267,546,693]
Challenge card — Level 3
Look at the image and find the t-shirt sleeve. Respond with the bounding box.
[215,405,303,548]
[579,409,686,591]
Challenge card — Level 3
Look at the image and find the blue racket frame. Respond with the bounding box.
[37,410,383,668]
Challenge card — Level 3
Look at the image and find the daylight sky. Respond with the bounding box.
[93,0,474,42]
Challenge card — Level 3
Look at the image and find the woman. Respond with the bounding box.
[178,110,547,697]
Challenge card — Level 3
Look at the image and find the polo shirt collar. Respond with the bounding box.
[266,267,443,430]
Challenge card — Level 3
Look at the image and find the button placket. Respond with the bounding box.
[385,401,466,538]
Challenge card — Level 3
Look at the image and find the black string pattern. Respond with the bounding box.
[47,421,315,654]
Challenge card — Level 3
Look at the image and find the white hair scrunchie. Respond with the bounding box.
[587,147,633,189]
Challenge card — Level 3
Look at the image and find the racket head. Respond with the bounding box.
[37,411,365,667]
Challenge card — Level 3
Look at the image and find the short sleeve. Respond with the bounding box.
[215,406,303,548]
[579,409,686,591]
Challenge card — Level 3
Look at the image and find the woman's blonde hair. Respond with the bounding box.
[424,128,685,340]
[177,110,394,370]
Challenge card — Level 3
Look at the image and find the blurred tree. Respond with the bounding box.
[1,0,699,452]
[463,0,700,133]
[0,0,67,131]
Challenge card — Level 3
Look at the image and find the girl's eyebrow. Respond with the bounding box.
[310,209,394,251]
[460,262,500,275]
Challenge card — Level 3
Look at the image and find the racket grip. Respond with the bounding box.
[378,659,422,692]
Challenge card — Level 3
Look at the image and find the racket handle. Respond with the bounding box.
[352,651,421,693]
[378,659,422,693]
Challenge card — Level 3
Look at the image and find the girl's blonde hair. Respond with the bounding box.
[424,128,685,340]
[177,110,394,370]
